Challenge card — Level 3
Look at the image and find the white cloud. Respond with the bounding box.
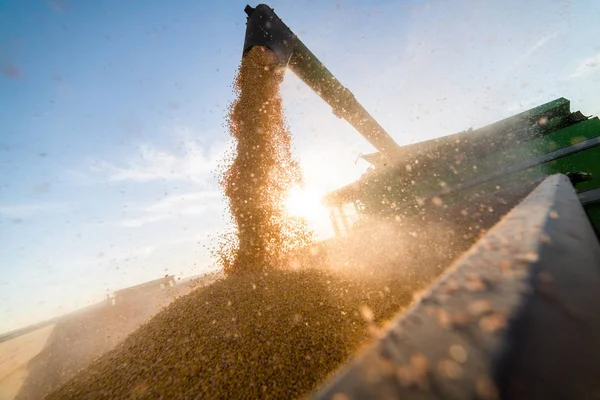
[126,245,156,258]
[510,32,558,70]
[89,245,158,262]
[570,52,600,78]
[91,134,229,183]
[117,191,223,228]
[143,191,220,213]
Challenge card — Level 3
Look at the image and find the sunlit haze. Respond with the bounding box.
[284,185,331,238]
[1,0,599,333]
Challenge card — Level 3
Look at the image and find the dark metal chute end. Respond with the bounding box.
[243,4,297,66]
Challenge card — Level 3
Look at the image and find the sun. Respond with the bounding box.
[284,185,329,223]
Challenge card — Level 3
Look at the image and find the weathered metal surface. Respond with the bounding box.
[579,187,600,206]
[313,174,600,400]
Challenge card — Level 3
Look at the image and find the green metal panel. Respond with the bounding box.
[444,146,600,206]
[406,117,600,200]
[325,98,600,239]
[544,147,600,193]
[475,117,600,176]
[585,203,600,236]
[356,140,600,219]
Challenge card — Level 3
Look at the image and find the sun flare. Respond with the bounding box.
[284,185,329,225]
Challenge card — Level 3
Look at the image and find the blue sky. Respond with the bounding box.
[1,0,599,333]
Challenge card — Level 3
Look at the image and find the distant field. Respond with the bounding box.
[0,324,56,400]
[0,273,220,400]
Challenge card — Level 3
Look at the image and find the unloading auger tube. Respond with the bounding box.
[243,4,401,159]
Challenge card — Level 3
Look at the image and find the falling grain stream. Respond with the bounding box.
[220,46,313,274]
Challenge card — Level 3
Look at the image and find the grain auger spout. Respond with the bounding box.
[243,4,401,159]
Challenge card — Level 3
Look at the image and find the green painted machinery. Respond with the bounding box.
[324,97,600,239]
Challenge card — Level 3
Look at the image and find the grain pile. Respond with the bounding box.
[48,267,425,399]
[48,46,434,399]
[15,283,196,400]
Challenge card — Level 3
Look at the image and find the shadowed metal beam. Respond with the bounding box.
[579,187,600,206]
[312,174,600,400]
